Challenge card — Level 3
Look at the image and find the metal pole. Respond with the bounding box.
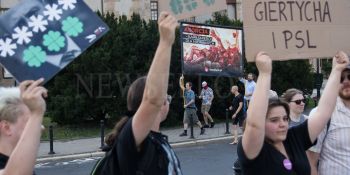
[101,0,104,16]
[189,114,194,139]
[100,120,105,148]
[225,109,230,134]
[48,125,55,154]
[316,59,321,104]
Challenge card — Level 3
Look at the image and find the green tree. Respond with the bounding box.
[46,12,315,126]
[46,13,159,124]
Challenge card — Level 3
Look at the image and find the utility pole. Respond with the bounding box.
[101,0,104,16]
[316,59,322,100]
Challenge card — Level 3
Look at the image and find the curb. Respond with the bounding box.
[37,152,105,163]
[36,135,236,163]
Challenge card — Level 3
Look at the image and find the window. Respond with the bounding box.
[150,1,158,21]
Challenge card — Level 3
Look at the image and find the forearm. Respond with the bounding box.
[179,80,185,90]
[133,41,172,146]
[246,73,270,129]
[309,69,341,141]
[186,99,194,106]
[235,103,243,115]
[316,69,340,115]
[242,73,270,159]
[306,150,319,175]
[144,41,172,107]
[3,116,43,175]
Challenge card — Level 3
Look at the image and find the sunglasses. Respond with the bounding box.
[341,74,350,83]
[290,99,306,105]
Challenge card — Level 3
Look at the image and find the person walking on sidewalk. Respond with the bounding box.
[229,85,244,144]
[281,88,307,127]
[199,81,215,128]
[179,76,205,137]
[0,78,47,175]
[93,12,183,175]
[237,51,349,175]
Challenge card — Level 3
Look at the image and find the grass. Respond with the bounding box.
[41,117,111,141]
[40,114,233,141]
[306,97,317,109]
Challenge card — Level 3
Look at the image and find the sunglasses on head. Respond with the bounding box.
[290,99,306,105]
[341,74,350,83]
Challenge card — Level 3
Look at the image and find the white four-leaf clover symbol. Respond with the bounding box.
[28,15,48,33]
[43,4,63,21]
[12,26,33,45]
[58,0,77,10]
[0,38,17,57]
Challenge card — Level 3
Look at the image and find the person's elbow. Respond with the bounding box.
[143,90,164,108]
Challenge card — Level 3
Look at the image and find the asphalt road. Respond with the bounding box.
[35,139,238,175]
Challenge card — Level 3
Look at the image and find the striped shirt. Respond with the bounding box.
[200,87,213,105]
[310,98,350,175]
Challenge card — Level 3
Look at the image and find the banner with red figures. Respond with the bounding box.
[180,22,243,77]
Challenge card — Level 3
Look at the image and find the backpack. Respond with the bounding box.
[90,145,115,175]
[90,155,107,175]
[90,134,165,175]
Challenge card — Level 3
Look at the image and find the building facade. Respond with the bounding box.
[0,0,242,21]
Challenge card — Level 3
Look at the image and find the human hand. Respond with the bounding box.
[232,114,236,119]
[19,78,47,117]
[255,51,272,75]
[158,11,178,46]
[229,106,232,110]
[332,51,349,72]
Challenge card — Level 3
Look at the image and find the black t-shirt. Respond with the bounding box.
[237,120,313,175]
[0,153,8,170]
[101,118,183,175]
[231,94,244,118]
[0,152,35,175]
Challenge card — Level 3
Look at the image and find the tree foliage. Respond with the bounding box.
[46,12,315,125]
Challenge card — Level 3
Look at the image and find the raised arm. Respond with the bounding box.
[132,12,178,146]
[1,79,47,175]
[242,52,272,159]
[179,75,185,91]
[308,51,349,142]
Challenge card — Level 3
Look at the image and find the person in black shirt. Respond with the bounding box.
[229,85,244,144]
[237,51,349,175]
[95,12,182,175]
[0,78,47,175]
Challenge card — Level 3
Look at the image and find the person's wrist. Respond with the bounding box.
[30,109,45,118]
[159,38,174,47]
[29,113,44,122]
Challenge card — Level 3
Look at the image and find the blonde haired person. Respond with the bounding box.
[0,78,47,175]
